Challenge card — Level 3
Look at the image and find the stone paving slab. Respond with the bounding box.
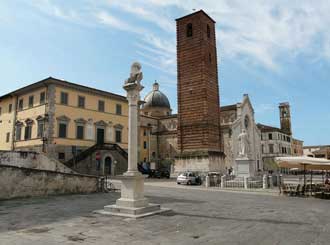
[0,186,329,244]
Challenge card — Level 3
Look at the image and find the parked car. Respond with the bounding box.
[138,163,151,175]
[153,168,170,179]
[177,172,202,185]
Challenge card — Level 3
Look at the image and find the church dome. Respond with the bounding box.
[143,82,170,110]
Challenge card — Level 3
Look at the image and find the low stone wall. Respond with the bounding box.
[0,165,99,200]
[72,149,128,176]
[0,151,74,173]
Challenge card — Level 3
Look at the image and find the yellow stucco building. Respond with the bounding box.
[0,77,129,162]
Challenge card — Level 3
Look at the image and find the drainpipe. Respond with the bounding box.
[157,120,160,167]
[42,83,48,153]
[11,94,18,151]
[148,127,151,162]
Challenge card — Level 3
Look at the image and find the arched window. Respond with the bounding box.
[186,23,193,37]
[244,115,250,129]
[207,24,211,38]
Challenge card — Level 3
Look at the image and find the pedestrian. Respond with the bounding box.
[325,177,330,186]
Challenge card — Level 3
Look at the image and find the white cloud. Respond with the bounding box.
[28,0,80,22]
[96,11,142,33]
[106,0,330,71]
[254,103,276,114]
[108,0,175,33]
[26,0,330,73]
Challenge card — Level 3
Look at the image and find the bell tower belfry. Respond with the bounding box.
[174,10,224,174]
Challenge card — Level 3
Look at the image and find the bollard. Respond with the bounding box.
[221,175,226,188]
[268,175,273,189]
[262,174,267,189]
[243,176,248,189]
[205,175,210,188]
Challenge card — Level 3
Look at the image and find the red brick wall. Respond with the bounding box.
[176,11,222,153]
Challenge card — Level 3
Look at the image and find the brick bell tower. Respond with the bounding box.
[175,10,223,174]
[279,102,292,136]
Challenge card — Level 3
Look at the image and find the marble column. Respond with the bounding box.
[124,83,141,176]
[96,62,169,218]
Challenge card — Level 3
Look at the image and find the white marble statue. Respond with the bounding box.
[238,129,250,157]
[125,62,143,85]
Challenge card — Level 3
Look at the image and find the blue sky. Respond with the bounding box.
[0,0,329,146]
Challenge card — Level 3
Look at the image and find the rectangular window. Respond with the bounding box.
[18,99,23,111]
[76,125,84,139]
[115,130,122,143]
[6,132,10,143]
[98,100,105,112]
[78,96,85,108]
[60,92,68,105]
[8,104,12,113]
[269,144,274,154]
[268,133,273,140]
[37,121,44,138]
[24,125,32,140]
[143,130,147,136]
[58,123,67,138]
[28,96,34,108]
[58,152,65,160]
[15,126,22,141]
[40,92,46,104]
[143,141,147,149]
[116,104,122,115]
[261,145,264,154]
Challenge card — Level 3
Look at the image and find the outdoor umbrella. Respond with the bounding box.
[275,156,330,171]
[275,156,330,195]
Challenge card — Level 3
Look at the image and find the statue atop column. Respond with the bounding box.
[125,62,143,85]
[238,129,250,158]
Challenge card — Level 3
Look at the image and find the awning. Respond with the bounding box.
[275,156,330,171]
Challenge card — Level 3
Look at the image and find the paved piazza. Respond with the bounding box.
[0,183,329,245]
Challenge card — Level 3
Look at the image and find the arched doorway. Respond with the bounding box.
[104,156,112,175]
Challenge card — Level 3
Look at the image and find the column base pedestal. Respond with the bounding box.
[96,203,170,219]
[95,173,170,219]
[236,157,255,177]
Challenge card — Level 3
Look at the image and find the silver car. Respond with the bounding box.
[177,172,202,185]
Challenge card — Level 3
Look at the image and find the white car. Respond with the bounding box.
[177,172,202,185]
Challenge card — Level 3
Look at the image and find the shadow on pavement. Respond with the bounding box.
[145,195,206,204]
[158,210,309,226]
